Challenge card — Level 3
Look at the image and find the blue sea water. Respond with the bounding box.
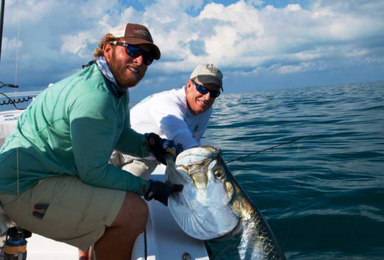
[204,81,384,259]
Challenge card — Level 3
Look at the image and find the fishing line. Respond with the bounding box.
[226,134,312,164]
[281,139,303,249]
[14,0,20,87]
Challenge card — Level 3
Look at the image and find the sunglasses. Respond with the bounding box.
[110,41,154,66]
[191,79,221,98]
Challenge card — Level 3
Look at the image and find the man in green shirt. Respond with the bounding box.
[0,23,181,260]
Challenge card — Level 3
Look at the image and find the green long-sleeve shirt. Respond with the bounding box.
[0,64,151,195]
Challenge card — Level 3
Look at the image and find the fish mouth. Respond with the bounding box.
[166,146,239,240]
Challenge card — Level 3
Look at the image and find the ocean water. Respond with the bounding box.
[204,81,384,259]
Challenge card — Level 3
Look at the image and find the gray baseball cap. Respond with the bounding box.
[190,64,223,91]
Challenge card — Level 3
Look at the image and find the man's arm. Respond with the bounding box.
[148,95,200,149]
[69,92,150,196]
[114,109,151,157]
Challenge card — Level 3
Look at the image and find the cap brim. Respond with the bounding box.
[123,38,161,60]
[196,75,223,91]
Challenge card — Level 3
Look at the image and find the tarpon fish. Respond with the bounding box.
[165,146,286,260]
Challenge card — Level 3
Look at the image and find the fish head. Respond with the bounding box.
[166,146,240,240]
[176,147,233,207]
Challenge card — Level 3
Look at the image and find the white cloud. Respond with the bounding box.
[151,1,265,70]
[4,0,54,23]
[364,56,384,64]
[1,37,23,58]
[286,4,302,12]
[342,49,369,58]
[277,61,329,74]
[61,32,97,58]
[134,0,384,76]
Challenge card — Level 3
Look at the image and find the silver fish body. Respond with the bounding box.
[165,146,286,260]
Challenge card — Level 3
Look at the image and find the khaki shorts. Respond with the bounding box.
[110,151,159,180]
[0,176,125,251]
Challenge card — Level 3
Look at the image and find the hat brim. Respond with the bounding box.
[195,75,223,91]
[123,38,161,60]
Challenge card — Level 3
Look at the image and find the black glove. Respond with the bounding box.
[144,180,183,206]
[145,133,183,164]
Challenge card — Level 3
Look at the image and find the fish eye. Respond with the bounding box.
[214,168,225,180]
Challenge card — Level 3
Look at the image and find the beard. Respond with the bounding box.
[108,52,146,89]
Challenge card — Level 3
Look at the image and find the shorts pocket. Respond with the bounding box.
[40,203,83,232]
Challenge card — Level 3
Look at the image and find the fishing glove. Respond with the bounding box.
[145,133,183,165]
[144,180,183,206]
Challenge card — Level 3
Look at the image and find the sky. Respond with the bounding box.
[1,0,384,102]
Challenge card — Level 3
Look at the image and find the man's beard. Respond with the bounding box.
[108,52,145,89]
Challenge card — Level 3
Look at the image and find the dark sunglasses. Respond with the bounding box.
[110,41,154,66]
[191,79,221,98]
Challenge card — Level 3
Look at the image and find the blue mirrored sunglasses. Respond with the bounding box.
[191,79,221,98]
[110,41,154,66]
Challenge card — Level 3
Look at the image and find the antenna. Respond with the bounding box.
[0,0,5,63]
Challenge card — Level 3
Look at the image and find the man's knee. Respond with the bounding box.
[111,192,148,231]
[124,192,148,221]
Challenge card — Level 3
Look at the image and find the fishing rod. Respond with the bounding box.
[226,134,313,164]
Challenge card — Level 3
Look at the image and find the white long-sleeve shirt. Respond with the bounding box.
[130,86,212,151]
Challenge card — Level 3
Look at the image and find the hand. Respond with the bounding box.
[144,180,183,206]
[145,133,183,164]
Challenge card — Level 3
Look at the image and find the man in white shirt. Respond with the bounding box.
[110,64,224,179]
